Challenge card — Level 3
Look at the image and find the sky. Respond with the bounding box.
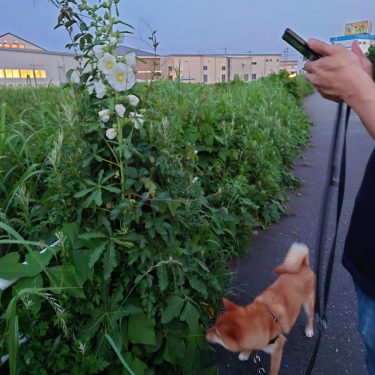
[1,0,374,61]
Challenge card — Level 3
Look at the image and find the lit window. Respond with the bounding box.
[0,70,4,79]
[5,69,13,78]
[26,70,34,78]
[4,43,10,48]
[12,69,20,78]
[0,44,3,48]
[34,70,47,78]
[11,43,17,48]
[18,44,25,49]
[20,70,28,78]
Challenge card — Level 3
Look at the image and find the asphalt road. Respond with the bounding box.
[211,92,373,375]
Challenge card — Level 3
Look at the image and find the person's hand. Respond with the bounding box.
[304,39,372,104]
[351,40,372,77]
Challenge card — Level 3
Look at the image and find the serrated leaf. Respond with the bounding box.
[128,314,156,345]
[161,295,185,324]
[156,264,169,292]
[188,275,208,299]
[46,265,84,298]
[88,242,107,268]
[180,301,200,334]
[103,241,117,280]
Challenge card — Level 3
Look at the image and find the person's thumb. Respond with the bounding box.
[308,38,335,56]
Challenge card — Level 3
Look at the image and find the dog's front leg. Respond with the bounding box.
[269,334,286,375]
[238,350,252,361]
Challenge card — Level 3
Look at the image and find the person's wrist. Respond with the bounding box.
[343,71,375,109]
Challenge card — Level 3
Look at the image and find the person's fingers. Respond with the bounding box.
[308,38,336,56]
[351,40,364,57]
[304,72,316,84]
[351,41,373,76]
[304,61,315,73]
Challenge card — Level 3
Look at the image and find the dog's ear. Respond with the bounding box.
[222,298,237,311]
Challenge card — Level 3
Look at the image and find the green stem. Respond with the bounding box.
[0,102,6,156]
[115,95,126,199]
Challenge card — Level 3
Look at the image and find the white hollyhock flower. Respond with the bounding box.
[129,112,145,129]
[106,128,117,140]
[109,37,118,45]
[99,109,110,122]
[124,52,136,69]
[98,52,116,75]
[93,45,105,59]
[94,80,106,99]
[107,63,135,92]
[115,104,126,117]
[127,95,139,107]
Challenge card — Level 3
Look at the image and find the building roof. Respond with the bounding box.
[0,32,46,51]
[330,34,375,42]
[116,45,157,57]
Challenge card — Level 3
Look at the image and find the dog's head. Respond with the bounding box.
[206,298,267,352]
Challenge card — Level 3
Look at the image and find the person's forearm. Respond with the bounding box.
[344,78,375,140]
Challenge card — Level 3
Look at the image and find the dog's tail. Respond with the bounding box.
[274,242,310,274]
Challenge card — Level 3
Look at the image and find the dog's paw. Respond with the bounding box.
[305,327,314,338]
[238,352,250,361]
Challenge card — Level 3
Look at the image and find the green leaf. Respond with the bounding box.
[161,295,185,324]
[72,250,93,283]
[0,250,53,280]
[46,265,85,298]
[88,241,107,268]
[163,336,185,365]
[8,315,19,375]
[103,185,121,194]
[156,264,169,292]
[124,167,138,178]
[78,231,106,240]
[105,334,135,375]
[74,187,94,198]
[128,314,156,345]
[188,275,208,299]
[180,301,200,334]
[103,241,117,280]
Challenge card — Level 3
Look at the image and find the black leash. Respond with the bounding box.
[305,102,351,375]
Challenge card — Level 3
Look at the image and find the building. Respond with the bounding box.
[0,32,81,86]
[161,53,281,83]
[330,20,375,53]
[117,45,161,82]
[0,32,161,86]
[280,60,298,77]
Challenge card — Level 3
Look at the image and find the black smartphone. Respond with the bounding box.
[282,28,321,61]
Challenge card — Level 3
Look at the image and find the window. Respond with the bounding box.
[244,74,249,81]
[252,74,257,80]
[203,65,208,70]
[0,70,4,79]
[168,66,173,72]
[19,44,25,49]
[26,70,34,78]
[4,43,10,48]
[234,74,239,80]
[203,74,208,83]
[12,69,20,78]
[5,69,13,78]
[11,43,18,48]
[222,74,226,82]
[266,59,269,62]
[252,61,257,65]
[34,70,47,78]
[222,66,226,71]
[20,70,28,78]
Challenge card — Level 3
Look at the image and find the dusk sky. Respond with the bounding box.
[1,0,374,60]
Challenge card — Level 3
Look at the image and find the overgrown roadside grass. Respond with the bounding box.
[0,74,313,374]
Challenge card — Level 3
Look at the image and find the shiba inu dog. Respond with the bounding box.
[206,243,316,375]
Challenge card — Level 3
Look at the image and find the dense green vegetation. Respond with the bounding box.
[0,74,313,374]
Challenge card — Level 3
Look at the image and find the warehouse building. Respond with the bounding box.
[162,53,281,83]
